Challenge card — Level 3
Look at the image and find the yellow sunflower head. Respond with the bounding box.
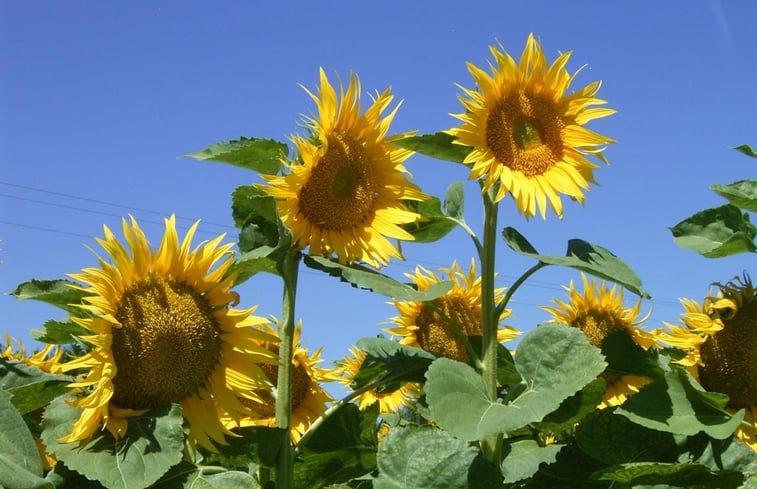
[543,273,657,407]
[448,33,616,219]
[385,259,520,362]
[229,320,334,443]
[1,335,64,374]
[258,68,427,268]
[657,274,757,450]
[335,347,420,413]
[58,216,278,451]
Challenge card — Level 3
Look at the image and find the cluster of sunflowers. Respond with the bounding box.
[2,34,755,489]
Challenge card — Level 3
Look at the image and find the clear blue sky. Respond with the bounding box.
[1,1,755,373]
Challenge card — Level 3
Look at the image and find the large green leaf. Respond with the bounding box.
[0,359,74,415]
[616,365,744,439]
[351,338,436,390]
[41,397,185,489]
[711,179,757,212]
[374,425,477,489]
[500,439,564,483]
[677,434,757,485]
[734,143,757,159]
[392,132,472,163]
[203,426,285,470]
[184,136,287,175]
[534,378,606,434]
[153,463,262,489]
[0,389,51,489]
[518,443,609,489]
[10,279,89,315]
[670,204,757,258]
[425,323,606,441]
[29,319,88,344]
[303,255,453,301]
[401,197,457,243]
[502,227,649,298]
[600,329,663,379]
[592,461,743,488]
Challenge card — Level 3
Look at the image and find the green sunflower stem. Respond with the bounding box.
[480,191,501,462]
[275,251,300,489]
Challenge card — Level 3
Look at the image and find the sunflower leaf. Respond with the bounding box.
[0,389,48,489]
[600,329,663,379]
[502,227,649,298]
[424,323,606,441]
[374,425,477,489]
[203,426,286,469]
[9,279,90,315]
[153,463,262,489]
[443,181,465,221]
[393,132,472,163]
[184,136,287,175]
[534,378,606,433]
[302,255,454,301]
[352,337,436,389]
[616,366,744,439]
[734,143,757,159]
[29,319,88,344]
[670,204,757,258]
[41,397,185,489]
[711,179,757,212]
[500,439,564,483]
[592,461,744,488]
[0,359,74,415]
[677,433,757,484]
[401,196,457,243]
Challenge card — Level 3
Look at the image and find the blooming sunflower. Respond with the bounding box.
[542,273,657,407]
[656,275,757,451]
[336,347,420,413]
[58,216,278,451]
[229,321,334,443]
[448,33,615,219]
[258,68,426,268]
[385,259,519,362]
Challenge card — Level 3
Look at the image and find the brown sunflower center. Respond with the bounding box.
[572,310,627,348]
[242,347,310,418]
[110,275,222,410]
[698,300,757,409]
[485,91,564,177]
[415,295,481,362]
[298,131,377,230]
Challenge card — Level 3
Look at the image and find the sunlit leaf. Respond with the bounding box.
[42,397,185,489]
[711,179,757,212]
[29,319,88,344]
[401,197,457,243]
[502,227,649,298]
[184,136,287,175]
[10,279,89,315]
[592,461,743,488]
[303,255,453,301]
[392,132,472,163]
[500,439,564,483]
[0,389,49,489]
[670,204,757,258]
[374,425,477,489]
[0,359,73,415]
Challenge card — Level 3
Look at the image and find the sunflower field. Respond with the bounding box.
[2,34,756,489]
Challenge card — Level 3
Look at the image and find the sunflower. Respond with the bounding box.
[448,33,615,219]
[229,321,334,443]
[258,68,426,268]
[58,216,278,451]
[335,347,420,413]
[656,275,757,451]
[385,259,519,362]
[542,273,657,407]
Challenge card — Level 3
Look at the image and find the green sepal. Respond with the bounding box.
[502,227,649,298]
[575,408,677,466]
[41,397,185,489]
[0,389,49,489]
[734,143,757,158]
[294,404,378,489]
[616,361,744,440]
[500,439,564,484]
[0,359,74,415]
[424,323,606,441]
[670,204,757,257]
[392,132,472,163]
[373,425,477,489]
[711,179,757,212]
[591,461,744,488]
[29,320,88,345]
[350,337,436,391]
[302,255,453,301]
[184,136,287,175]
[9,279,90,316]
[202,426,286,470]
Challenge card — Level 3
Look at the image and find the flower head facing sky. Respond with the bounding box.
[259,68,426,268]
[59,216,278,451]
[448,33,615,219]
